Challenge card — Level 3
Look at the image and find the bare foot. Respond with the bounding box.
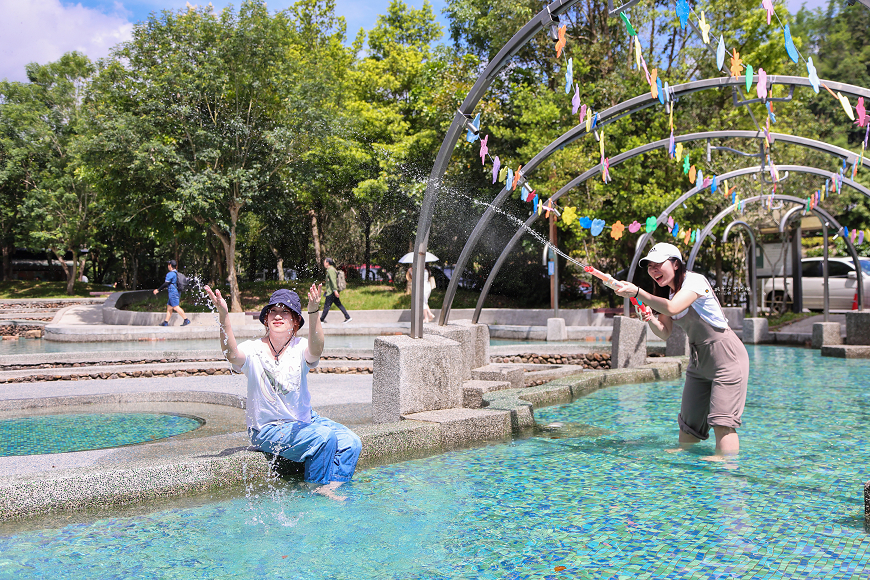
[701,454,726,462]
[665,448,684,454]
[701,455,739,469]
[313,481,347,501]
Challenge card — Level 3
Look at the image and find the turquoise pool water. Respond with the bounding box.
[1,346,869,578]
[0,413,203,456]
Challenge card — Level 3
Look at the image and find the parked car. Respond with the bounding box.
[761,257,870,312]
[348,265,392,282]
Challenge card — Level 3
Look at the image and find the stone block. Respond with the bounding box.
[611,316,647,369]
[821,345,870,359]
[811,322,842,349]
[401,408,512,448]
[546,318,567,341]
[452,319,490,370]
[461,379,512,409]
[846,312,870,345]
[471,364,524,389]
[742,318,769,344]
[423,322,475,380]
[721,307,745,330]
[372,334,463,424]
[665,323,689,356]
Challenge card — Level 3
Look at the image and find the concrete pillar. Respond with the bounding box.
[451,319,490,369]
[720,307,744,331]
[742,318,769,344]
[811,322,842,349]
[372,335,463,424]
[423,322,475,380]
[665,323,690,356]
[846,312,870,345]
[611,315,647,368]
[546,318,567,341]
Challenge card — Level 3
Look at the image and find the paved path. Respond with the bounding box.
[775,313,847,335]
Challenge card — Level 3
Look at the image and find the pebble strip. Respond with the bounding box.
[493,352,612,369]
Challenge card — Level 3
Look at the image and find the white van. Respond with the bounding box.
[761,257,870,311]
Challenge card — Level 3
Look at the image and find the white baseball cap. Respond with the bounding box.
[640,242,683,265]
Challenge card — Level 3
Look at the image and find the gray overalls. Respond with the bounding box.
[671,305,749,440]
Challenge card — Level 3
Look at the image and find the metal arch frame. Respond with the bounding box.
[721,221,757,317]
[623,165,870,315]
[470,134,870,323]
[685,195,864,311]
[436,73,870,325]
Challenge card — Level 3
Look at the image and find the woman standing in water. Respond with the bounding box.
[203,284,361,499]
[615,243,749,458]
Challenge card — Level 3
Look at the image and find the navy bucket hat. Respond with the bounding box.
[259,289,304,327]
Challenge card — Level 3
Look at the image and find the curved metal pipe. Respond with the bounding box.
[722,221,757,317]
[440,75,870,324]
[686,196,863,311]
[475,148,870,322]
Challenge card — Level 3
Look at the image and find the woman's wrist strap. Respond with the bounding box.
[634,288,640,298]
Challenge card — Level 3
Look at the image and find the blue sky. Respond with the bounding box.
[0,0,829,83]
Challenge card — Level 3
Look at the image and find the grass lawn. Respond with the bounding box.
[120,280,543,312]
[0,280,110,299]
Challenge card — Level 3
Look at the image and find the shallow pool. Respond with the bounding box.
[1,346,869,578]
[0,413,204,456]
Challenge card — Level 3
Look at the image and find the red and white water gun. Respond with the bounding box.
[583,265,622,291]
[630,296,653,319]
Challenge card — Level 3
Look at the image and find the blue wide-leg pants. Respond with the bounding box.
[250,412,362,485]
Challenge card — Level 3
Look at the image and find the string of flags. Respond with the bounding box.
[462,0,867,248]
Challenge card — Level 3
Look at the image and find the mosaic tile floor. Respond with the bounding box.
[1,346,869,579]
[0,413,203,456]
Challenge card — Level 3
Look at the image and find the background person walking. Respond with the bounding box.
[321,258,351,324]
[153,260,190,326]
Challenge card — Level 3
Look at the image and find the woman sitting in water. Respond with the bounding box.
[203,284,362,499]
[614,243,749,459]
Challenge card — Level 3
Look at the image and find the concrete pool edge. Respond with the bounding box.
[0,358,686,523]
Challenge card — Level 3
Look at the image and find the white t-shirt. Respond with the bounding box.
[234,337,319,430]
[670,272,729,329]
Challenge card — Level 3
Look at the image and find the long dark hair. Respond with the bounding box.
[653,258,686,298]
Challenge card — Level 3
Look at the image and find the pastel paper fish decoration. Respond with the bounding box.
[757,68,767,100]
[628,220,641,233]
[711,175,718,193]
[465,113,481,143]
[668,130,675,157]
[859,230,865,245]
[806,58,819,93]
[730,50,744,78]
[646,216,658,233]
[697,169,704,186]
[513,166,522,190]
[498,166,507,183]
[732,191,737,205]
[579,216,592,229]
[579,104,587,124]
[684,229,691,244]
[656,76,664,105]
[844,226,849,238]
[591,113,599,129]
[634,36,642,72]
[675,142,684,161]
[523,184,535,202]
[676,0,690,30]
[586,108,592,132]
[698,11,711,44]
[505,167,513,187]
[555,24,567,58]
[855,97,866,127]
[762,0,774,25]
[560,206,575,223]
[492,156,501,184]
[689,165,697,184]
[690,229,697,244]
[572,85,581,114]
[650,68,659,100]
[599,129,605,158]
[783,24,799,64]
[851,228,857,244]
[667,216,674,229]
[601,157,612,184]
[611,220,625,240]
[716,35,725,71]
[672,222,680,237]
[620,12,637,36]
[565,58,573,94]
[683,155,690,174]
[591,219,606,237]
[767,102,776,123]
[533,195,538,214]
[745,64,753,93]
[839,92,855,121]
[479,135,489,165]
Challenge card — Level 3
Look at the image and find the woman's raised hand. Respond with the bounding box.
[614,281,638,298]
[308,283,323,314]
[203,285,229,317]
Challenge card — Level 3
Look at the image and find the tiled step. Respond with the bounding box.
[462,379,512,409]
[470,364,524,389]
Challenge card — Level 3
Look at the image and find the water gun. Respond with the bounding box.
[583,265,622,291]
[630,296,653,319]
